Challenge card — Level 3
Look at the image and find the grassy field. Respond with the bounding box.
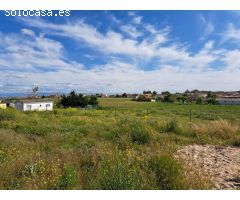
[0,98,240,189]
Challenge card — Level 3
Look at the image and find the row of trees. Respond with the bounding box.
[158,91,217,105]
[60,91,98,108]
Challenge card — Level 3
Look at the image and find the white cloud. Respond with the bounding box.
[120,24,142,38]
[1,60,240,95]
[1,16,240,95]
[133,16,142,25]
[199,14,214,40]
[0,31,83,72]
[21,28,35,37]
[222,23,240,43]
[127,11,142,25]
[222,50,240,71]
[20,18,188,62]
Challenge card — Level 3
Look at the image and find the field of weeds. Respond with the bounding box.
[0,98,239,189]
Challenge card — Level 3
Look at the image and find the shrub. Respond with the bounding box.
[95,151,141,190]
[162,119,183,135]
[232,137,240,147]
[149,155,184,189]
[59,165,77,189]
[22,163,39,177]
[196,97,203,104]
[130,125,150,144]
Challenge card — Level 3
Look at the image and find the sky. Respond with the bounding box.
[0,10,240,96]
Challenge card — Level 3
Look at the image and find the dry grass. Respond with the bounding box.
[191,119,239,140]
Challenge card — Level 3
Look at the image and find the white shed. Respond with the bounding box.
[14,99,54,111]
[216,98,240,105]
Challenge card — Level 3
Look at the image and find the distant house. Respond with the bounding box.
[98,93,108,98]
[14,99,54,111]
[0,100,7,109]
[216,96,240,105]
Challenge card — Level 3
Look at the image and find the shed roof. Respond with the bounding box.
[216,98,240,101]
[15,99,53,103]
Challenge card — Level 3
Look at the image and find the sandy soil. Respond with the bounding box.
[175,145,240,189]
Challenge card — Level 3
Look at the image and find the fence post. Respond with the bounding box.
[189,109,192,122]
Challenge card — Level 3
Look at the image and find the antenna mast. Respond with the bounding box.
[32,84,39,99]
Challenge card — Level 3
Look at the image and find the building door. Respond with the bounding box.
[46,104,50,111]
[26,105,32,111]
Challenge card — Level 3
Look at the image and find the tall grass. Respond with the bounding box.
[191,119,239,140]
[149,155,185,189]
[0,100,239,189]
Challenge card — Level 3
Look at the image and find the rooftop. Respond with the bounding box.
[16,99,54,103]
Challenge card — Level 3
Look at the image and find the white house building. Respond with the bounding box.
[216,97,240,105]
[14,99,54,111]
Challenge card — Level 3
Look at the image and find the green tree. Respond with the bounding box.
[122,93,127,98]
[196,97,203,104]
[60,91,98,108]
[163,92,176,103]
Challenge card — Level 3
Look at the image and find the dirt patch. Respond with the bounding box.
[175,145,240,189]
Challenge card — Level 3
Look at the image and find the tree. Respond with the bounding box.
[60,91,98,108]
[206,98,216,105]
[122,93,127,98]
[177,95,187,104]
[88,95,98,105]
[143,90,152,94]
[153,91,157,96]
[163,92,176,103]
[207,91,216,99]
[196,97,203,104]
[162,91,170,96]
[206,91,216,105]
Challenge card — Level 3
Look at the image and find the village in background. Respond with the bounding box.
[0,84,240,112]
[1,84,240,189]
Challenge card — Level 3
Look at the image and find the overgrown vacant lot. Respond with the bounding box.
[0,98,240,189]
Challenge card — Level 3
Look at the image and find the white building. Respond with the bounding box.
[216,98,240,105]
[14,99,54,111]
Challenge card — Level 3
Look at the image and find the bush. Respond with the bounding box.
[231,137,240,147]
[149,155,184,189]
[95,151,141,190]
[59,165,77,189]
[23,163,39,177]
[162,119,183,135]
[130,126,150,144]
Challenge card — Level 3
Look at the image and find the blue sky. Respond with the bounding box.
[0,10,240,95]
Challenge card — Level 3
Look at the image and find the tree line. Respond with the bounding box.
[134,90,217,105]
[60,91,98,108]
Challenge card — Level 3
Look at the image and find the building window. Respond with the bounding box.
[46,104,50,107]
[27,105,32,110]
